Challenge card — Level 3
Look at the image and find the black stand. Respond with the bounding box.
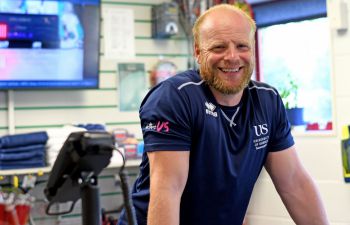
[80,173,101,225]
[44,131,114,222]
[44,131,138,225]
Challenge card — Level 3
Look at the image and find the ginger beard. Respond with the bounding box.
[199,58,254,95]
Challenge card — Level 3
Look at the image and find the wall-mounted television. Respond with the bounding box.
[0,0,100,89]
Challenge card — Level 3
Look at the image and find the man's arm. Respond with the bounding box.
[147,151,189,225]
[264,146,329,225]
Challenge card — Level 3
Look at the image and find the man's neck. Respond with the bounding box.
[209,87,244,107]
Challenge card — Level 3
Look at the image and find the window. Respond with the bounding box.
[258,17,333,132]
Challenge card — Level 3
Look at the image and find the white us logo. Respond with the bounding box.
[253,124,268,136]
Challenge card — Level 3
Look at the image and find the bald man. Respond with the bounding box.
[117,4,329,225]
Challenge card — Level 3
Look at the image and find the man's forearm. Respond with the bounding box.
[146,151,189,225]
[147,189,182,225]
[279,175,329,225]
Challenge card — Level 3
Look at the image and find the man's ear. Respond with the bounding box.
[194,43,200,64]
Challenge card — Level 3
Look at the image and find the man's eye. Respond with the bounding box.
[212,46,225,51]
[238,44,249,50]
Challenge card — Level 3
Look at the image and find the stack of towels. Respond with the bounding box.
[45,125,86,166]
[0,131,48,170]
[46,124,106,166]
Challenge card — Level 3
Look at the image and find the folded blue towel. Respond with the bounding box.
[0,150,46,169]
[0,162,46,170]
[0,150,45,161]
[0,131,48,148]
[0,144,45,153]
[0,153,44,161]
[0,154,44,162]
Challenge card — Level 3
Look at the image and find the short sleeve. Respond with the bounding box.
[139,81,192,152]
[268,93,295,152]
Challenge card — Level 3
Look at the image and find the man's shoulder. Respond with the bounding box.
[247,80,279,97]
[141,70,202,108]
[165,70,203,90]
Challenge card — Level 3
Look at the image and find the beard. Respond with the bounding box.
[199,61,254,95]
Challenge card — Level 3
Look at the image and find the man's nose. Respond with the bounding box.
[224,46,239,61]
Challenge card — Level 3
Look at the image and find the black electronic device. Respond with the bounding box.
[44,130,138,225]
[0,0,100,89]
[151,2,179,39]
[44,131,114,225]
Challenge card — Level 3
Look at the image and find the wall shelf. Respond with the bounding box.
[0,159,141,176]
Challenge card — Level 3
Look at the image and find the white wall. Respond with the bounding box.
[247,1,350,224]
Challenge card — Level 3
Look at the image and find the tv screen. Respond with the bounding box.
[0,0,100,89]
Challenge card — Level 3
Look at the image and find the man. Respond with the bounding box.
[118,4,329,225]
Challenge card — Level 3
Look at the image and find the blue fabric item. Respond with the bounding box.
[0,149,45,161]
[0,155,44,163]
[0,162,46,170]
[252,0,327,27]
[0,144,45,153]
[76,123,106,131]
[0,131,48,148]
[0,154,46,169]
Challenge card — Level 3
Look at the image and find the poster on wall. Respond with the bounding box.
[103,8,135,60]
[118,63,147,111]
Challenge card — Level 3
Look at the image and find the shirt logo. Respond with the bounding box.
[205,101,218,117]
[145,122,156,130]
[253,124,268,136]
[156,121,169,132]
[144,121,169,133]
[253,123,269,150]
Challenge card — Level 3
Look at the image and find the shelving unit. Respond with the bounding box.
[0,159,141,176]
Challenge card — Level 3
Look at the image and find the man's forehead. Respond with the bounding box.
[201,10,248,31]
[200,18,251,37]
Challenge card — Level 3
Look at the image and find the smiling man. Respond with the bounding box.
[194,4,255,99]
[117,4,329,225]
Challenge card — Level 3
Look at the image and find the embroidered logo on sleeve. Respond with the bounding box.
[144,121,169,133]
[145,122,156,131]
[156,121,169,132]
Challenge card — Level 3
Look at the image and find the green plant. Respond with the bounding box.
[280,74,299,109]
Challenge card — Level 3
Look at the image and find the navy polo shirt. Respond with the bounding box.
[118,70,294,225]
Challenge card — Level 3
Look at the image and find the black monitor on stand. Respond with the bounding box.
[44,131,113,225]
[44,131,137,225]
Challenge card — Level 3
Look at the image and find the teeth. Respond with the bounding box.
[222,68,239,72]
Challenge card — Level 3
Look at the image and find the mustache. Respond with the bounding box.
[199,63,253,95]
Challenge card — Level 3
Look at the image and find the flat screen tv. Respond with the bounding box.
[0,0,100,89]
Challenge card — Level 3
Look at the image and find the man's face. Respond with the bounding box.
[195,10,255,95]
